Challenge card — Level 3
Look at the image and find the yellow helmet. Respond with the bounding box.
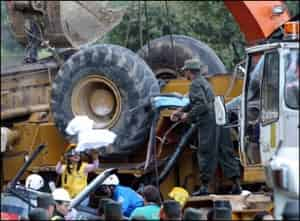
[168,187,190,206]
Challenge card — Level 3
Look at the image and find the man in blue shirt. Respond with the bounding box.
[100,174,144,217]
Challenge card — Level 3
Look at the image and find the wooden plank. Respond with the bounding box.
[184,194,272,212]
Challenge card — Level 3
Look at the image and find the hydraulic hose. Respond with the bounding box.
[159,124,196,184]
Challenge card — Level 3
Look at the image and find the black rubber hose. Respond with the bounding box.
[159,124,197,184]
[9,144,46,190]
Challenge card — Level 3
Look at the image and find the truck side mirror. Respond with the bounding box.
[214,96,227,126]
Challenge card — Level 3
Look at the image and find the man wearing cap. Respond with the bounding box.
[99,174,144,218]
[51,188,72,220]
[171,58,241,195]
[37,194,56,218]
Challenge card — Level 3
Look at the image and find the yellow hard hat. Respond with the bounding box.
[168,187,190,206]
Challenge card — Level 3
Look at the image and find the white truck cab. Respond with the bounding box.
[241,41,299,219]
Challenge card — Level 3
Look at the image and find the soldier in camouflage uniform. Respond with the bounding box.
[171,58,241,196]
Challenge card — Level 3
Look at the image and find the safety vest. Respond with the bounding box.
[61,162,88,198]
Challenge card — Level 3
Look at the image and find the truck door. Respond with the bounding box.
[259,50,280,164]
[242,53,264,166]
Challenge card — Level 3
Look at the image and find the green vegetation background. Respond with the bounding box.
[1,1,299,71]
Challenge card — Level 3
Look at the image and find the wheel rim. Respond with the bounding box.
[71,75,121,129]
[155,68,178,79]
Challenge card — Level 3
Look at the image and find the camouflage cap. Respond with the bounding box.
[182,58,208,74]
[182,58,202,70]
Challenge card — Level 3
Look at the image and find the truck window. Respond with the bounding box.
[261,51,279,125]
[244,53,264,165]
[285,49,299,109]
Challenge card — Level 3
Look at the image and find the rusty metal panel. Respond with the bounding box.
[161,75,244,102]
[2,122,67,182]
[1,65,57,120]
[243,166,266,183]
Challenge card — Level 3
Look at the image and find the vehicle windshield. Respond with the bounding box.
[284,49,299,109]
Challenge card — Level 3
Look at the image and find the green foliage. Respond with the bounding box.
[104,0,299,71]
[1,1,299,71]
[103,1,246,70]
[285,1,299,17]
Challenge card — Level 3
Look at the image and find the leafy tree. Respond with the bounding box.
[1,1,299,71]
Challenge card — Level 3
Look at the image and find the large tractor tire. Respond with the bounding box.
[51,44,160,156]
[138,35,227,79]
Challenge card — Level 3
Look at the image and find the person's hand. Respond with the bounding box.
[59,155,65,162]
[170,110,183,122]
[181,113,188,122]
[90,149,99,159]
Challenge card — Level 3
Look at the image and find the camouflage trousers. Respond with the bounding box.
[196,114,240,183]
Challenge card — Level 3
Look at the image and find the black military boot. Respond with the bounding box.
[192,182,209,196]
[230,177,242,194]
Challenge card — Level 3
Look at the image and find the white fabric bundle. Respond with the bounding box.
[65,116,117,152]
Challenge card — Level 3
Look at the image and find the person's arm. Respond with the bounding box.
[186,84,209,123]
[56,160,65,175]
[84,152,99,174]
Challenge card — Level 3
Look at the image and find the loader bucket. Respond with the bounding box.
[60,1,126,48]
[5,1,127,48]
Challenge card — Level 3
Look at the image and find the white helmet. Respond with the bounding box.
[102,174,119,185]
[52,188,71,202]
[25,174,44,190]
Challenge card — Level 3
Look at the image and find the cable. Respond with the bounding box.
[125,1,135,47]
[158,121,183,157]
[164,1,177,74]
[144,1,151,56]
[138,1,143,49]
